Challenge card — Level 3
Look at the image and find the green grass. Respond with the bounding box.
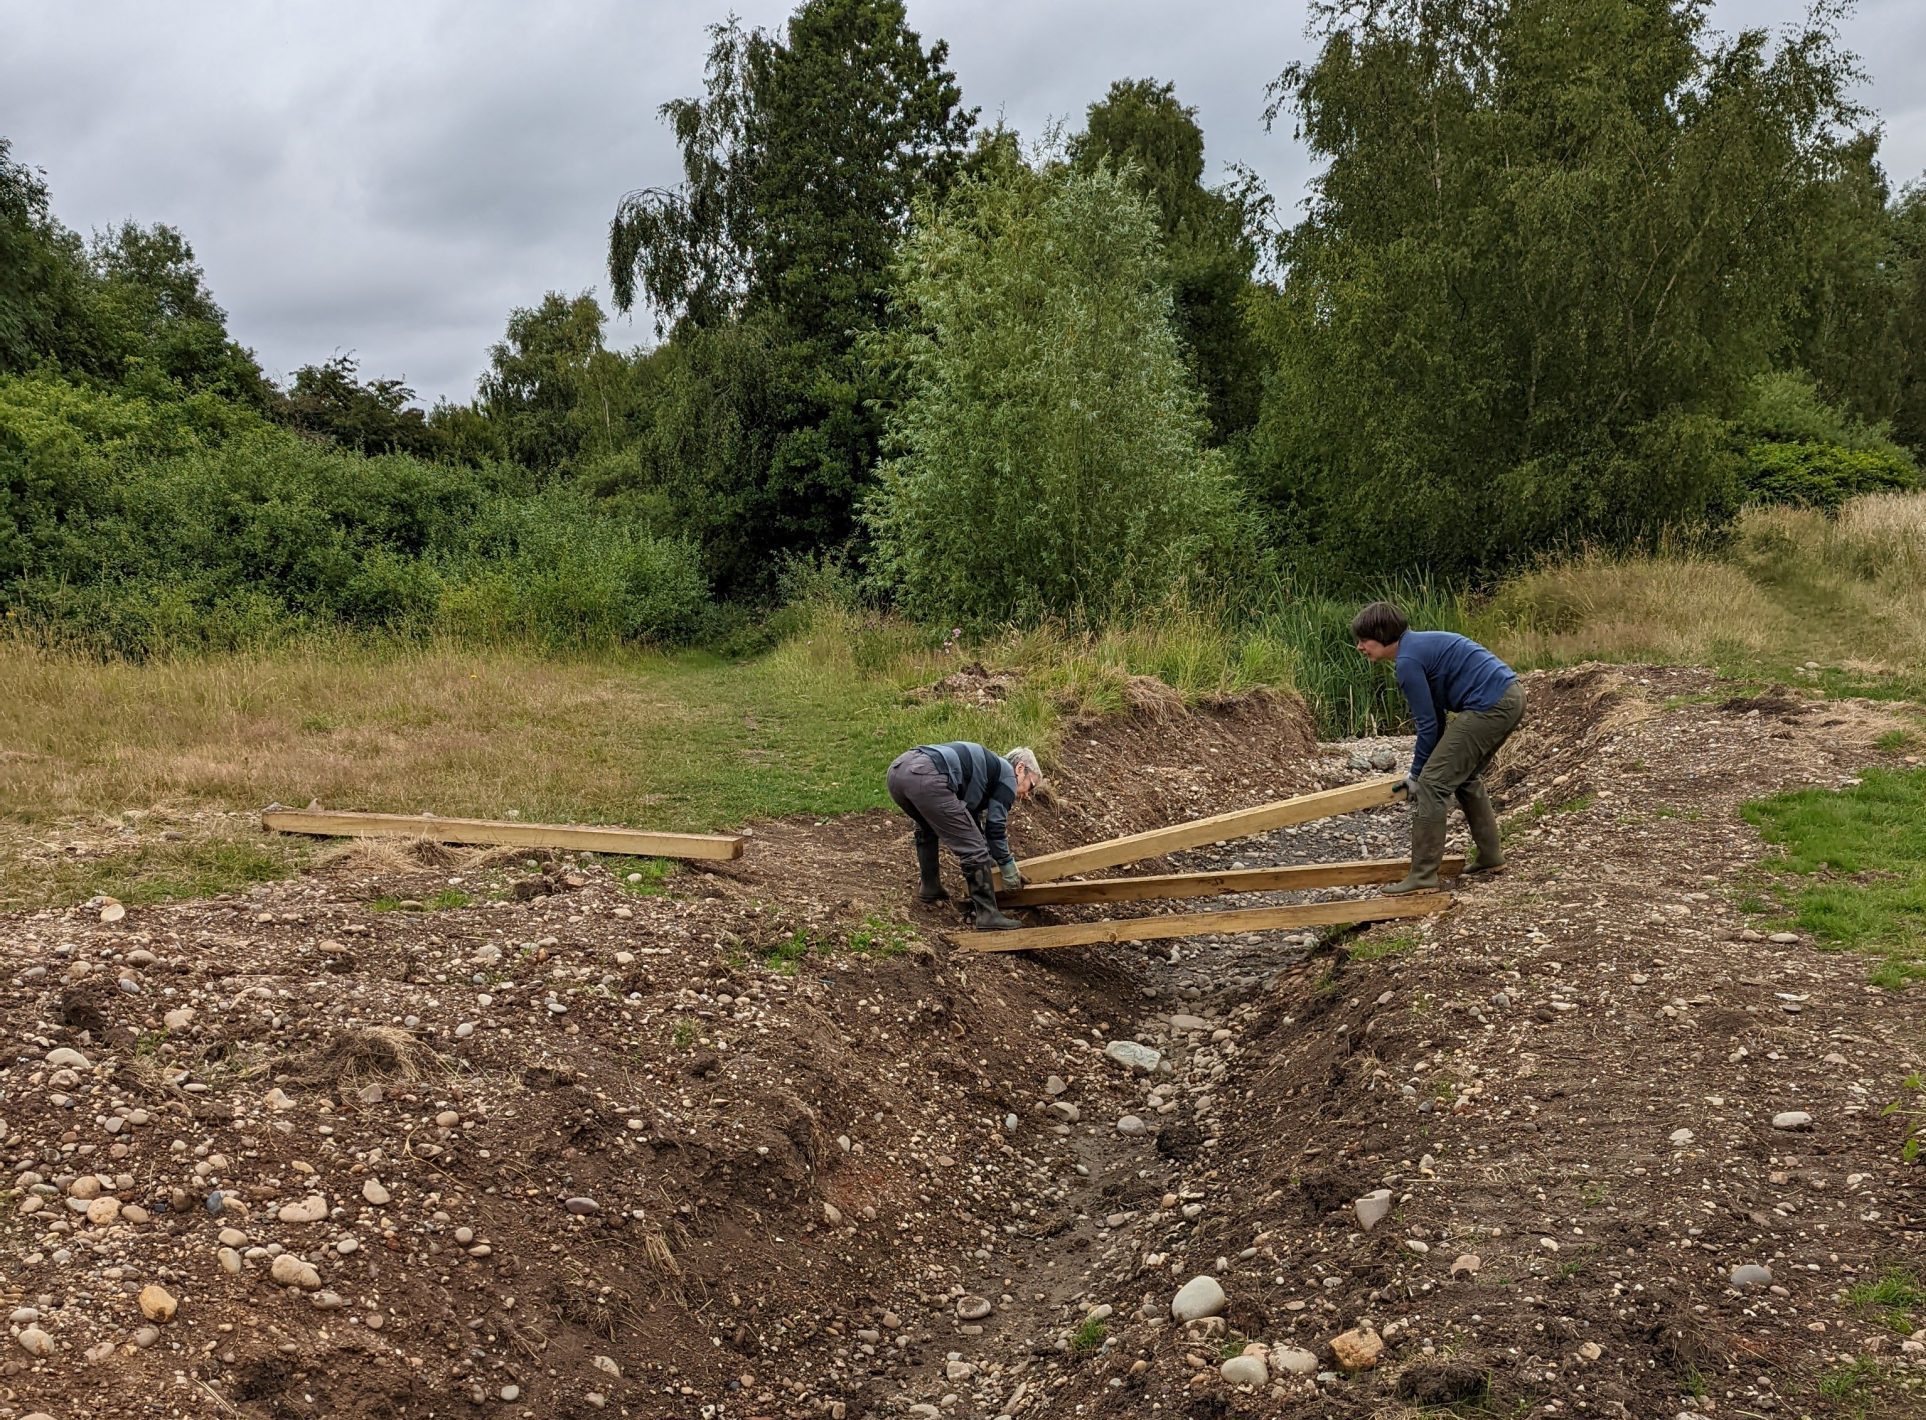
[427,888,472,910]
[845,913,916,958]
[1847,1269,1925,1334]
[1069,1317,1107,1355]
[764,930,815,975]
[1742,768,1926,988]
[1815,1356,1891,1415]
[1887,1073,1925,1165]
[612,857,677,897]
[1876,729,1918,751]
[1347,930,1420,963]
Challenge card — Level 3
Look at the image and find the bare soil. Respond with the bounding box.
[1,666,1922,1420]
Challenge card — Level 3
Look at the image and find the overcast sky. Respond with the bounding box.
[5,0,1922,406]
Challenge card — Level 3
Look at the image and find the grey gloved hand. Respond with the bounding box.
[1400,774,1421,797]
[999,859,1022,889]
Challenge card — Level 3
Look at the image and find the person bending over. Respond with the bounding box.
[885,741,1043,930]
[1352,602,1525,893]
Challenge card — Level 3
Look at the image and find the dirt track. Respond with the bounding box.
[2,666,1922,1419]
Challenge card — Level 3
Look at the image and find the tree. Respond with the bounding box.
[1252,0,1876,582]
[606,0,976,595]
[1071,80,1269,440]
[278,354,437,458]
[0,139,104,378]
[90,221,271,405]
[867,159,1248,624]
[478,291,607,473]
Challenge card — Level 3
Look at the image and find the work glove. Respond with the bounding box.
[999,859,1022,890]
[1398,774,1421,798]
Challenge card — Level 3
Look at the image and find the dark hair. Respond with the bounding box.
[1350,601,1408,644]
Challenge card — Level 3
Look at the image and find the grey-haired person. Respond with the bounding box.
[885,742,1044,930]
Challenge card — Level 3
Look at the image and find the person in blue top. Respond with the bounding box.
[1351,602,1527,894]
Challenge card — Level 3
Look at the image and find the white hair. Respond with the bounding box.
[1006,746,1043,787]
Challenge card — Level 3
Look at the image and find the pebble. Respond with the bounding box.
[955,1295,993,1321]
[1168,1013,1209,1032]
[500,1385,520,1402]
[1273,1346,1319,1376]
[45,1047,91,1069]
[271,1254,322,1289]
[1772,1111,1812,1131]
[362,1179,391,1205]
[1044,1075,1067,1096]
[312,1291,344,1310]
[566,1197,601,1215]
[1330,1326,1384,1371]
[278,1194,328,1223]
[138,1284,178,1322]
[1220,1354,1268,1387]
[17,1326,54,1357]
[1115,1115,1147,1136]
[1103,1040,1162,1074]
[1730,1264,1774,1288]
[1354,1189,1392,1231]
[218,1247,243,1274]
[1669,1128,1695,1146]
[1170,1275,1227,1322]
[1768,931,1800,944]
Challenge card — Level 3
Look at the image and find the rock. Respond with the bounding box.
[1049,1101,1080,1123]
[1449,1254,1482,1277]
[1370,750,1399,771]
[86,1197,121,1225]
[132,1325,160,1348]
[1353,1189,1393,1232]
[1729,1264,1774,1289]
[1104,1040,1162,1073]
[312,1291,344,1310]
[278,1193,328,1223]
[1273,1346,1320,1376]
[218,1246,243,1274]
[17,1326,54,1356]
[1044,1075,1068,1096]
[1169,1013,1209,1032]
[271,1254,321,1289]
[1347,751,1372,770]
[499,1385,520,1402]
[955,1295,994,1321]
[945,1360,975,1381]
[100,900,126,922]
[1668,1128,1694,1146]
[1578,1341,1603,1361]
[593,1355,621,1377]
[1330,1326,1384,1371]
[1772,1111,1812,1131]
[1221,1354,1268,1387]
[1170,1275,1227,1322]
[68,1176,101,1200]
[1116,1115,1147,1136]
[362,1178,391,1205]
[164,1007,195,1030]
[565,1197,601,1216]
[1768,931,1800,944]
[138,1284,178,1323]
[46,1047,91,1069]
[822,1202,844,1226]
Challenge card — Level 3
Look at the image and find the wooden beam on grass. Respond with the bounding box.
[997,855,1465,908]
[1015,777,1404,884]
[260,808,744,861]
[956,891,1450,953]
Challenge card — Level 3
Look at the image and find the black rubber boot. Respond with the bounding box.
[914,832,949,902]
[964,863,1022,930]
[1385,810,1447,894]
[1457,780,1505,874]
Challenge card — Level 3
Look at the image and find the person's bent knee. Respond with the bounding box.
[1409,773,1455,813]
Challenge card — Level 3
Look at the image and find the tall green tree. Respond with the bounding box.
[1070,80,1269,441]
[278,354,438,458]
[1253,0,1876,582]
[90,221,271,405]
[868,158,1248,624]
[607,0,975,596]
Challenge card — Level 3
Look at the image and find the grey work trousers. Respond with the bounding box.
[886,751,994,871]
[1409,680,1527,824]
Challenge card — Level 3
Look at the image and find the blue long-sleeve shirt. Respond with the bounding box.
[917,741,1019,865]
[1394,631,1517,776]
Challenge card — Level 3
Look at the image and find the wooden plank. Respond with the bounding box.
[998,856,1465,908]
[261,809,744,861]
[1016,777,1404,884]
[956,892,1449,953]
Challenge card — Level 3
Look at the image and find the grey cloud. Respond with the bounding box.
[3,0,1922,404]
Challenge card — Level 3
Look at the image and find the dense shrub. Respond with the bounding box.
[0,376,709,653]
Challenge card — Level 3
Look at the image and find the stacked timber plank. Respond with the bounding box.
[261,808,744,862]
[960,774,1450,952]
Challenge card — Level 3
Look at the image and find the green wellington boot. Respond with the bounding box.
[1385,811,1447,894]
[1458,781,1505,875]
[914,834,949,902]
[963,862,1021,930]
